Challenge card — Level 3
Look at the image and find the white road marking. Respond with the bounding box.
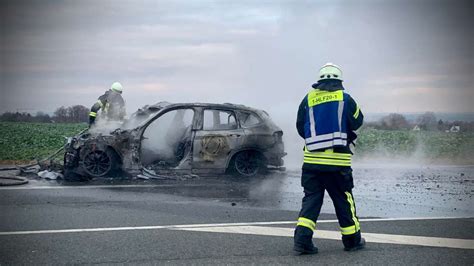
[0,184,197,190]
[0,225,168,236]
[1,222,472,250]
[174,225,474,250]
[0,221,296,236]
[0,216,470,235]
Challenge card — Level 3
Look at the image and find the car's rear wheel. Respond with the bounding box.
[82,149,117,177]
[231,151,262,177]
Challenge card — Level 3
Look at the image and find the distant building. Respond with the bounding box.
[447,125,460,133]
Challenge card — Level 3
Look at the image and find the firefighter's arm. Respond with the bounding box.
[296,96,307,138]
[89,100,104,125]
[346,95,364,131]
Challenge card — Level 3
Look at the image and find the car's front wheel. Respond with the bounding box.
[82,149,118,177]
[230,151,263,177]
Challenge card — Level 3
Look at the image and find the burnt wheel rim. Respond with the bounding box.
[235,152,259,176]
[83,150,112,177]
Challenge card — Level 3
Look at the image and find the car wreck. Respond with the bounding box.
[63,102,286,180]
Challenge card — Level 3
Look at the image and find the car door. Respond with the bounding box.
[140,107,195,169]
[192,108,244,171]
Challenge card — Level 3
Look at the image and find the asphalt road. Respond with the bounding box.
[1,168,473,265]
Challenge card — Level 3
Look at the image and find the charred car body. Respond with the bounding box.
[64,102,286,179]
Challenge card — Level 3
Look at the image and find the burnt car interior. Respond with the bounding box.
[140,108,240,170]
[140,108,194,168]
[203,109,237,131]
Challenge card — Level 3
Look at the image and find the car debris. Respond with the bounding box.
[38,170,63,180]
[63,102,286,180]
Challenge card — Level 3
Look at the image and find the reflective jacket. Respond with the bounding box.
[296,84,363,169]
[89,90,126,124]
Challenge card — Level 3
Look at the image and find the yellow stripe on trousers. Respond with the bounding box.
[342,192,360,235]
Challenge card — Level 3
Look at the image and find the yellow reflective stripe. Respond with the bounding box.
[305,156,351,161]
[304,146,352,166]
[297,217,316,231]
[307,90,343,107]
[297,222,314,231]
[353,104,360,119]
[344,192,360,234]
[304,152,352,159]
[298,217,316,228]
[304,158,351,166]
[340,225,357,235]
[97,100,104,108]
[89,112,97,117]
[304,160,351,166]
[303,147,352,166]
[304,148,352,158]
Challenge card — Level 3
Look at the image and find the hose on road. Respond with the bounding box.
[0,176,29,186]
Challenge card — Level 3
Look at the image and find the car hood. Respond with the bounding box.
[88,101,171,135]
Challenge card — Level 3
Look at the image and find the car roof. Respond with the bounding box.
[126,102,270,130]
[177,102,259,111]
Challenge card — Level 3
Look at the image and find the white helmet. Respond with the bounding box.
[318,63,343,81]
[111,82,123,93]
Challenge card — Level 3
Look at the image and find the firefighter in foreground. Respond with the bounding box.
[294,63,365,254]
[89,82,126,126]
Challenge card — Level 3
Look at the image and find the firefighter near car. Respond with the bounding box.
[89,82,126,126]
[293,63,366,254]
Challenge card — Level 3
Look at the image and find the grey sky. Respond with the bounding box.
[1,0,473,118]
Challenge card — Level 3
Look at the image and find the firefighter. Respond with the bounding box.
[89,82,126,126]
[294,63,365,254]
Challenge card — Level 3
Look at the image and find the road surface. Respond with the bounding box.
[1,165,473,264]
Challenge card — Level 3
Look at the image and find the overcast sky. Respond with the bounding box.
[1,0,473,117]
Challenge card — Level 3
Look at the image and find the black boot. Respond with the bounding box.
[294,227,318,255]
[343,231,366,252]
[344,237,365,251]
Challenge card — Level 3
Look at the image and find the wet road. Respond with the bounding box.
[0,165,473,264]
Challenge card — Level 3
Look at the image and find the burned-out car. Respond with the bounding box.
[64,102,286,179]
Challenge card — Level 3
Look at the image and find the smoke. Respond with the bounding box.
[88,101,129,135]
[274,118,304,170]
[88,119,123,135]
[140,109,194,167]
[86,104,189,168]
[88,103,162,135]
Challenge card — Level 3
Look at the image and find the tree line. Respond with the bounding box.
[0,105,89,123]
[365,112,474,132]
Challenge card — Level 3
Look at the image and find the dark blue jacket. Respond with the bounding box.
[296,81,364,170]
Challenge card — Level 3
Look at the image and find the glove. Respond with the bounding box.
[348,131,358,146]
[89,115,96,126]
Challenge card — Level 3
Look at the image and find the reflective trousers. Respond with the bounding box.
[294,167,361,248]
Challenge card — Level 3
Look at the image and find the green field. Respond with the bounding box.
[356,128,474,163]
[0,122,473,164]
[0,122,87,161]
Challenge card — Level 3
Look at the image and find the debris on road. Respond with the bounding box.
[140,168,199,180]
[38,170,63,180]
